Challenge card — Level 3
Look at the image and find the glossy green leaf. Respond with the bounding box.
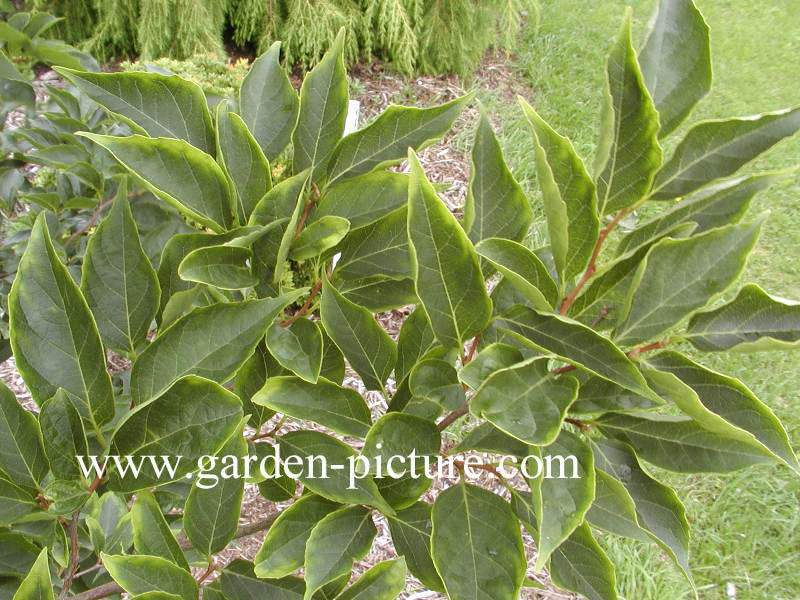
[254,494,341,579]
[81,184,160,355]
[594,10,662,214]
[336,559,406,600]
[686,283,800,351]
[464,110,531,244]
[56,68,215,153]
[0,383,46,492]
[0,532,39,577]
[471,358,578,445]
[131,293,302,404]
[614,219,763,345]
[320,275,396,391]
[338,276,417,312]
[290,216,349,261]
[651,107,800,200]
[571,376,660,415]
[645,351,798,470]
[9,213,114,430]
[328,94,472,183]
[375,471,431,511]
[265,319,323,383]
[475,237,558,310]
[38,389,88,481]
[394,307,437,385]
[313,172,408,229]
[387,502,444,592]
[639,0,711,137]
[278,431,395,514]
[532,430,595,569]
[303,506,377,600]
[361,413,441,469]
[616,173,784,258]
[216,105,272,223]
[458,343,523,390]
[12,548,53,600]
[334,208,411,282]
[431,482,526,600]
[496,306,659,401]
[549,524,618,600]
[101,553,198,600]
[409,359,465,410]
[520,99,599,282]
[184,428,247,556]
[292,30,348,180]
[80,133,234,231]
[597,412,774,472]
[0,477,36,526]
[234,344,276,428]
[319,329,345,384]
[108,376,243,491]
[253,376,371,437]
[407,149,492,348]
[178,244,258,290]
[586,469,650,542]
[239,41,299,161]
[591,438,691,580]
[131,490,189,570]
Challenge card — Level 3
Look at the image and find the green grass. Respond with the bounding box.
[477,1,800,598]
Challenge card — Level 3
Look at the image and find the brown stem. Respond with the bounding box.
[59,513,81,599]
[463,335,481,366]
[281,279,322,327]
[248,416,286,441]
[628,338,671,357]
[196,562,216,585]
[559,208,630,315]
[552,364,577,374]
[437,402,470,432]
[564,417,590,431]
[451,458,508,481]
[64,197,113,247]
[70,515,279,600]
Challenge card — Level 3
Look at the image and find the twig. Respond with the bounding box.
[64,197,113,247]
[451,458,509,482]
[437,402,470,432]
[564,417,590,431]
[196,562,216,585]
[559,208,630,315]
[549,338,672,375]
[248,416,286,441]
[463,335,481,366]
[60,513,81,599]
[280,279,322,327]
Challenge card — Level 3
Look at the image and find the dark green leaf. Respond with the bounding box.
[11,548,53,600]
[409,359,464,410]
[178,244,258,290]
[571,376,660,415]
[0,476,36,526]
[313,172,408,229]
[290,216,349,261]
[549,524,618,600]
[361,413,441,469]
[0,381,47,492]
[458,343,524,390]
[131,490,189,570]
[387,502,444,592]
[395,307,437,385]
[336,559,406,600]
[334,208,411,282]
[265,319,323,383]
[234,344,276,428]
[38,389,88,481]
[586,469,650,542]
[101,553,197,600]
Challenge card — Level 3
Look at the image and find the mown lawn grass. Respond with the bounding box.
[477,1,800,598]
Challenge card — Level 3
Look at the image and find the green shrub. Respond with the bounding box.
[2,2,800,600]
[121,54,250,99]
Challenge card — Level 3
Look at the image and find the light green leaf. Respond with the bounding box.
[571,376,660,415]
[253,376,371,438]
[387,502,444,592]
[9,213,114,430]
[290,216,349,261]
[431,481,526,600]
[645,351,798,470]
[303,506,377,600]
[458,343,524,390]
[471,358,578,445]
[0,477,36,526]
[496,306,659,402]
[549,524,618,600]
[234,344,276,428]
[455,422,531,458]
[334,208,411,282]
[328,94,472,184]
[221,560,307,600]
[80,133,234,231]
[639,0,711,137]
[651,107,800,200]
[265,319,323,383]
[81,183,160,355]
[591,438,691,581]
[532,430,595,570]
[55,68,215,153]
[320,329,345,384]
[131,490,189,570]
[686,283,800,351]
[184,428,247,556]
[409,359,465,411]
[0,385,46,491]
[239,41,299,161]
[11,548,53,600]
[216,105,272,223]
[596,412,774,473]
[616,173,785,258]
[101,553,198,600]
[475,237,558,310]
[278,431,395,514]
[108,376,242,491]
[320,275,396,391]
[338,277,417,312]
[38,389,88,481]
[336,559,406,600]
[313,171,408,229]
[0,532,40,577]
[292,29,348,181]
[613,219,763,345]
[585,469,650,542]
[594,10,662,214]
[519,99,599,282]
[394,307,437,385]
[407,149,491,348]
[361,413,441,470]
[254,494,341,579]
[131,293,303,404]
[178,244,258,290]
[464,110,531,244]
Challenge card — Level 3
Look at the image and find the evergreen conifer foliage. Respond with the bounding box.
[3,2,800,600]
